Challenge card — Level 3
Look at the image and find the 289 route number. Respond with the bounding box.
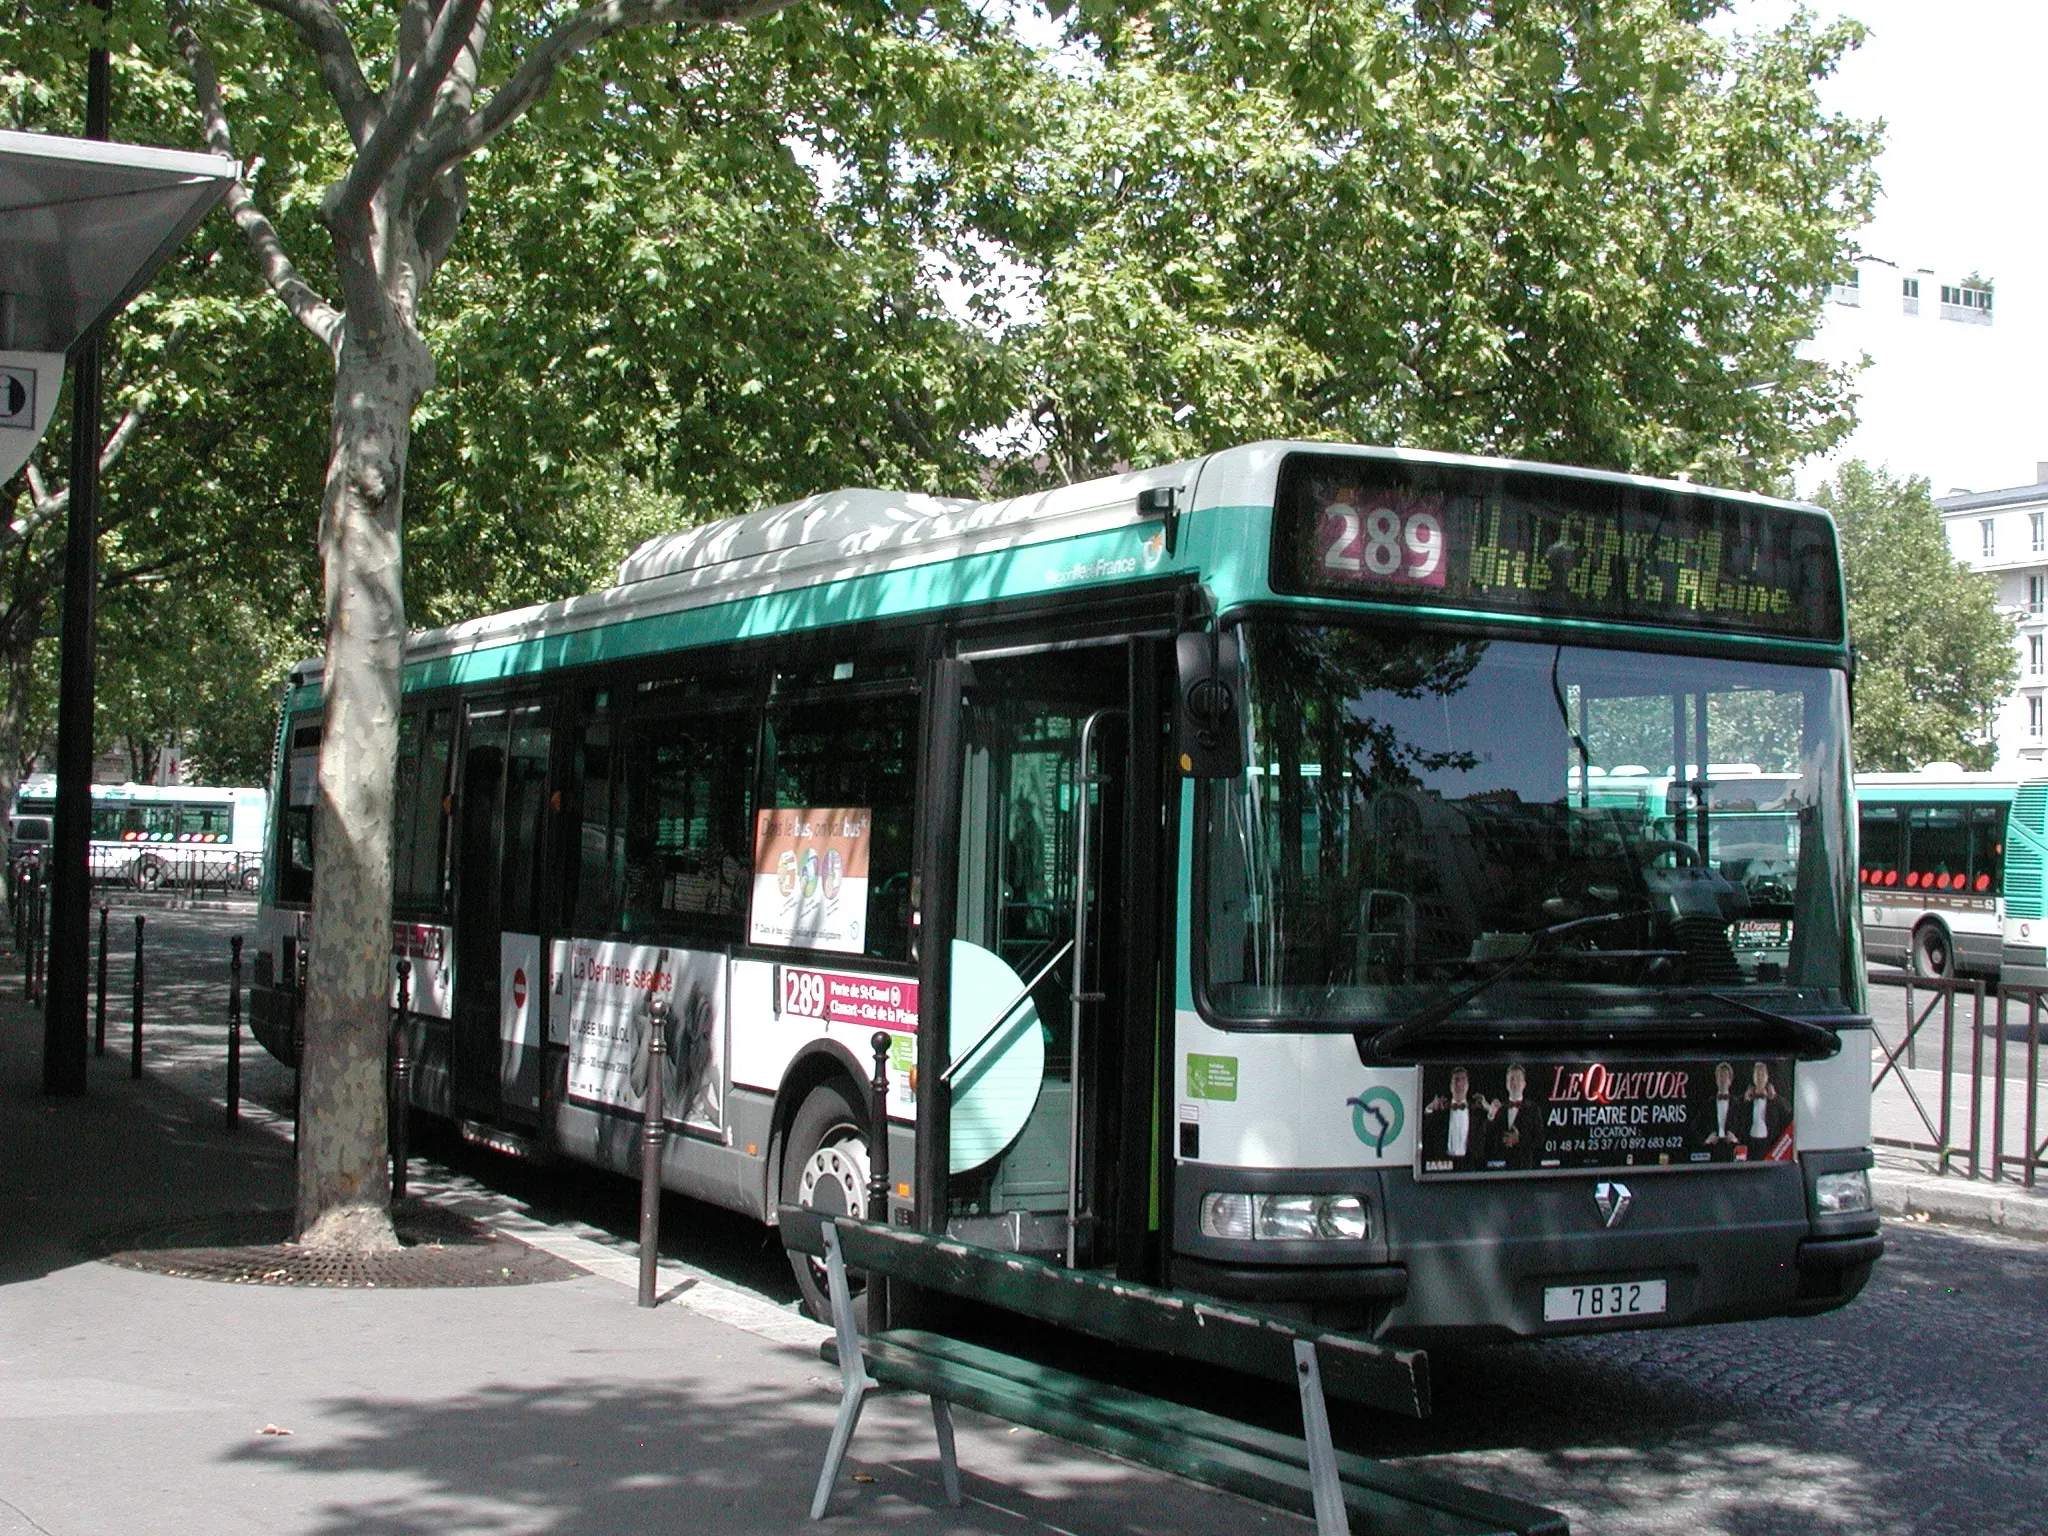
[782,967,827,1018]
[1316,501,1447,588]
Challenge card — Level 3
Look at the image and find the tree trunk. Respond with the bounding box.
[295,318,431,1249]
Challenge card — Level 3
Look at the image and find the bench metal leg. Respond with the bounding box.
[1293,1339,1348,1536]
[930,1394,962,1507]
[811,1222,876,1520]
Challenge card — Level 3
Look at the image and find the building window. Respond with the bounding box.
[1983,518,1997,558]
[1902,276,1920,316]
[2031,575,2047,614]
[2031,695,2043,739]
[2031,634,2043,677]
[1829,269,1861,307]
[2034,512,2045,553]
[1941,282,1994,324]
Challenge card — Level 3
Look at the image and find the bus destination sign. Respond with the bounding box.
[1272,454,1843,643]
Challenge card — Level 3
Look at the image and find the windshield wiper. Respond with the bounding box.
[1702,991,1846,1059]
[1363,911,1627,1063]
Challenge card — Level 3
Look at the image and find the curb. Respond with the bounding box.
[1872,1164,2048,1239]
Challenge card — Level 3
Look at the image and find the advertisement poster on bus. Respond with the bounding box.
[1415,1057,1794,1176]
[553,939,725,1132]
[748,807,870,954]
[389,922,453,1019]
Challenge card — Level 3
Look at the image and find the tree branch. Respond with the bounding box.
[6,398,152,550]
[173,17,346,351]
[247,0,382,146]
[408,0,798,187]
[325,0,489,226]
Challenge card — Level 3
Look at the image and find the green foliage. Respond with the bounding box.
[982,0,1877,489]
[1814,461,2016,772]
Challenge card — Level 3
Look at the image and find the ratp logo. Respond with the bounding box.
[1347,1086,1403,1154]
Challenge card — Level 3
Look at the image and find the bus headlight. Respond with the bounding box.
[1199,1192,1371,1241]
[1813,1170,1873,1215]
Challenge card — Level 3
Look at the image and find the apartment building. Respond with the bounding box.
[1938,468,2048,768]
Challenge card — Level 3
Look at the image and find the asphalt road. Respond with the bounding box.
[126,906,2048,1535]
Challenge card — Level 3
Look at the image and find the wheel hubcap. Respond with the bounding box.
[797,1131,869,1222]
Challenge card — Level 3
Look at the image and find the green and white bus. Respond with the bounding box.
[1855,766,2048,983]
[250,442,1880,1340]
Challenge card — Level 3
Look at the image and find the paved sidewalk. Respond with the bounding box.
[0,958,1303,1536]
[1871,1147,2048,1237]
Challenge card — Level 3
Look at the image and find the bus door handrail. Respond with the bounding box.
[1067,706,1124,1269]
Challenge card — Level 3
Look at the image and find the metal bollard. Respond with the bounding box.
[390,959,412,1200]
[638,995,669,1308]
[130,913,144,1080]
[867,1032,892,1221]
[225,936,243,1132]
[94,905,108,1057]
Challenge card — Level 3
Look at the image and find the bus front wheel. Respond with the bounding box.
[780,1079,870,1323]
[1911,920,1955,980]
[130,856,166,893]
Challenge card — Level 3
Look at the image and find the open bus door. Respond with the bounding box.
[450,699,553,1127]
[915,636,1171,1285]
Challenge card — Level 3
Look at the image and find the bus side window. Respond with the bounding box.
[393,708,454,913]
[568,710,620,934]
[766,693,918,961]
[1971,805,2004,894]
[1858,805,1902,887]
[619,708,755,939]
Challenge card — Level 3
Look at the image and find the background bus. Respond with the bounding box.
[252,441,1878,1342]
[9,776,268,893]
[1855,765,2048,983]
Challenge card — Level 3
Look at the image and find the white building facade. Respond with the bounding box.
[1937,469,2048,769]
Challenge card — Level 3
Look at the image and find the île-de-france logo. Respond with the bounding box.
[1347,1087,1403,1154]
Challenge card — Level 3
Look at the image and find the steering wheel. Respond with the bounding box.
[1635,838,1704,868]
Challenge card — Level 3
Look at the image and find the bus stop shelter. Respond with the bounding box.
[1,128,236,1095]
[0,129,235,476]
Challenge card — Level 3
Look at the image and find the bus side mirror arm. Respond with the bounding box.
[1175,629,1245,778]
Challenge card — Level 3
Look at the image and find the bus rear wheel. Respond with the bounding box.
[1911,920,1955,979]
[780,1079,870,1323]
[130,856,166,893]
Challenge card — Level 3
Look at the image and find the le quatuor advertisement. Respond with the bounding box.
[748,807,871,954]
[1417,1057,1795,1177]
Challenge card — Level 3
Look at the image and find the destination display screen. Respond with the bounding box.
[1271,454,1843,643]
[1416,1057,1796,1177]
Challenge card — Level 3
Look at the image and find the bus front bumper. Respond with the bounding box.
[1172,1159,1880,1345]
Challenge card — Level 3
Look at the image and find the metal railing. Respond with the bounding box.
[85,844,261,897]
[1868,971,2048,1186]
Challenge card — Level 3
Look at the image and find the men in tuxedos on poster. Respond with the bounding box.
[1423,1066,1487,1172]
[1703,1060,1741,1162]
[1485,1061,1538,1170]
[1742,1059,1788,1160]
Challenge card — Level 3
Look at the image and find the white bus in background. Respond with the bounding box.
[1854,764,2032,981]
[9,775,269,892]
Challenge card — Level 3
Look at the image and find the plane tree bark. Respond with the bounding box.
[171,0,799,1249]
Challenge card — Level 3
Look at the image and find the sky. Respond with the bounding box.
[1724,0,2048,495]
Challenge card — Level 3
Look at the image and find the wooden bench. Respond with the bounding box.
[793,1216,1567,1535]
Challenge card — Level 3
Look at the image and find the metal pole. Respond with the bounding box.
[225,936,242,1132]
[129,912,143,1080]
[868,1031,892,1220]
[1064,707,1122,1269]
[637,995,669,1308]
[93,903,108,1056]
[41,14,113,1099]
[390,959,412,1200]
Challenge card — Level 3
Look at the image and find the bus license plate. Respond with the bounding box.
[1543,1279,1667,1323]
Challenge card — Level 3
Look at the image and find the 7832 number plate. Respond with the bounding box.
[1542,1278,1668,1323]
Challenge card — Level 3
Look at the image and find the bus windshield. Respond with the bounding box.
[1201,622,1860,1032]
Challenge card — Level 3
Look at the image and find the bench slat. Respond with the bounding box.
[781,1209,1427,1419]
[857,1331,1563,1536]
